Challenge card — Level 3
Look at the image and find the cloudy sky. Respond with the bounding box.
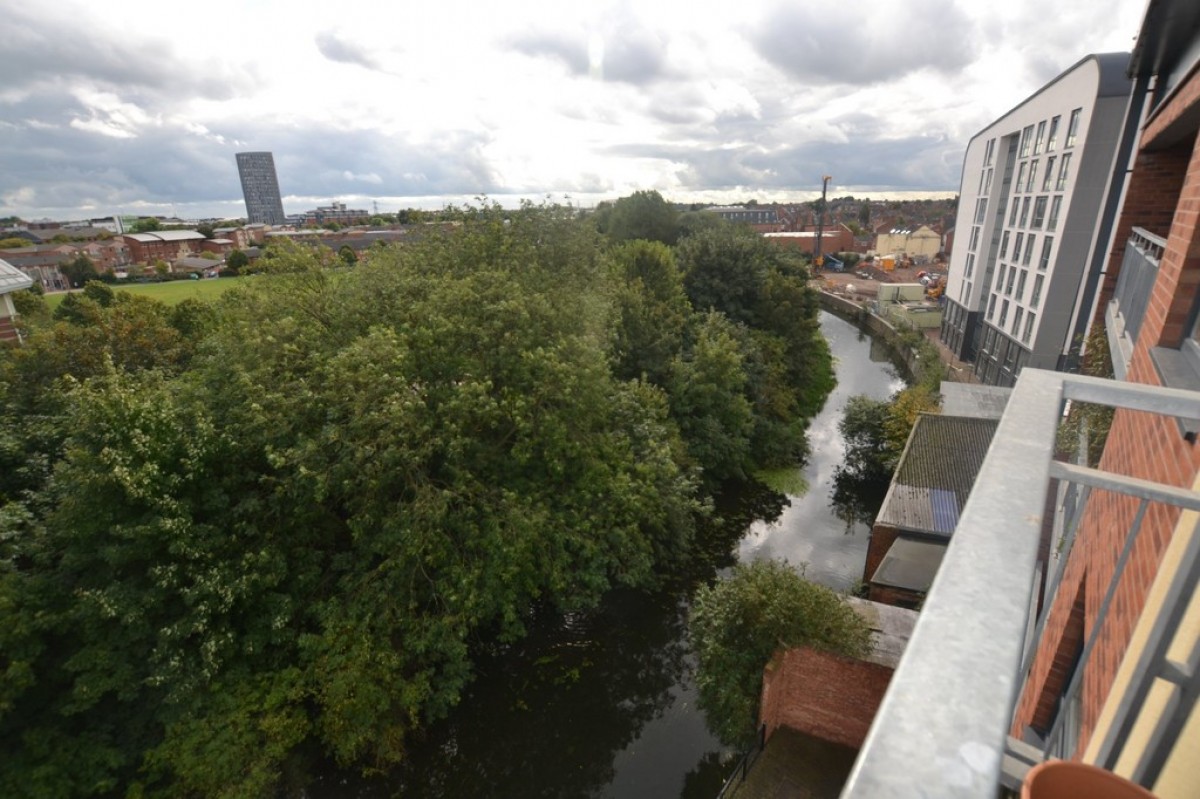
[1,0,1147,221]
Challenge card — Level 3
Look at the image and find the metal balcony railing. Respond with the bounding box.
[840,368,1200,798]
[1106,228,1165,379]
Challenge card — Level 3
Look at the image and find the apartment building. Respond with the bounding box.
[236,151,287,226]
[941,54,1135,386]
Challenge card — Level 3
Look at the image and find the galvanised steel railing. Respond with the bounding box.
[1106,228,1165,378]
[840,368,1200,798]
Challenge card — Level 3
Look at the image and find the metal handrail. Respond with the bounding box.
[841,369,1200,798]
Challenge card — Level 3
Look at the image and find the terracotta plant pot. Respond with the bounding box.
[1022,760,1157,799]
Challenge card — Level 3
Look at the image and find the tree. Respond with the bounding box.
[608,240,689,385]
[130,217,162,233]
[196,224,215,239]
[337,244,358,265]
[0,236,31,249]
[225,249,249,275]
[690,560,871,747]
[601,190,678,245]
[677,225,773,328]
[62,254,99,287]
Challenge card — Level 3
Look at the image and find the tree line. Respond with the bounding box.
[0,200,833,797]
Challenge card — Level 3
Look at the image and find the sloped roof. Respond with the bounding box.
[871,536,948,592]
[874,414,999,537]
[940,383,1013,419]
[0,258,34,293]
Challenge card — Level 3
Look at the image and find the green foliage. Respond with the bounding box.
[608,240,690,385]
[62,254,99,288]
[1057,324,1115,466]
[0,237,31,249]
[130,217,162,233]
[690,560,871,747]
[599,190,679,245]
[225,249,249,275]
[337,244,358,265]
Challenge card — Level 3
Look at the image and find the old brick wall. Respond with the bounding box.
[863,523,899,585]
[759,647,894,750]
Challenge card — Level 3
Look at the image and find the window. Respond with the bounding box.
[983,168,993,195]
[975,197,988,224]
[1006,267,1017,295]
[1026,160,1039,192]
[1042,157,1056,191]
[996,263,1007,290]
[1034,121,1047,155]
[1056,152,1072,190]
[985,327,997,351]
[1020,125,1034,157]
[987,294,996,319]
[1016,269,1027,300]
[1066,108,1081,147]
[1023,311,1036,344]
[969,225,981,252]
[965,280,973,302]
[1047,116,1060,151]
[1013,307,1025,336]
[1019,197,1031,227]
[1016,162,1028,194]
[1032,197,1047,228]
[1013,233,1025,262]
[984,138,996,166]
[1039,236,1054,270]
[1048,196,1063,230]
[965,252,975,279]
[999,299,1010,327]
[1031,274,1044,307]
[1023,234,1036,266]
[1009,199,1021,226]
[999,230,1011,259]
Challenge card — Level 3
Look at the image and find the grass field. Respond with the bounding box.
[45,278,248,310]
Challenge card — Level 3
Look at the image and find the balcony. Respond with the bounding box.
[1106,229,1165,379]
[841,368,1200,798]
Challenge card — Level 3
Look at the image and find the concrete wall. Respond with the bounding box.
[759,647,895,750]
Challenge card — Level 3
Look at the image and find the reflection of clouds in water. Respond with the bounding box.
[737,312,902,591]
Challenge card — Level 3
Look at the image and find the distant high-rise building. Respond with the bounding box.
[236,151,286,226]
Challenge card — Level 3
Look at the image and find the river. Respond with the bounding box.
[307,311,904,798]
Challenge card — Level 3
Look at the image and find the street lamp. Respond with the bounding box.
[814,175,832,269]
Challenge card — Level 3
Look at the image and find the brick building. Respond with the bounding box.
[1011,3,1200,785]
[121,231,206,265]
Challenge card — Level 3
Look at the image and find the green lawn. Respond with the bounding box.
[45,278,248,310]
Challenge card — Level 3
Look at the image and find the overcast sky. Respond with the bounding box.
[0,0,1147,221]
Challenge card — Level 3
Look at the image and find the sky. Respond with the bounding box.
[0,0,1148,222]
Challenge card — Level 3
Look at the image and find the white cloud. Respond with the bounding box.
[0,0,1151,220]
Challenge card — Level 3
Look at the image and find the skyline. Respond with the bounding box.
[1,0,1147,221]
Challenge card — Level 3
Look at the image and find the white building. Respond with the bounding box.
[940,54,1135,386]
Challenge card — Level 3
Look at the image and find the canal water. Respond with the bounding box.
[307,311,904,798]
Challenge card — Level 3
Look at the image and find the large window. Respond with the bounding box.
[1023,311,1036,344]
[1019,197,1031,227]
[999,230,1011,259]
[984,137,996,166]
[1026,159,1039,192]
[1020,125,1035,157]
[1023,234,1037,266]
[1009,198,1021,226]
[1047,116,1060,151]
[969,225,981,251]
[1038,236,1054,270]
[1006,267,1017,295]
[1034,121,1047,155]
[1056,152,1072,190]
[975,197,988,224]
[999,299,1010,328]
[1066,108,1081,147]
[1047,196,1063,230]
[1016,162,1028,194]
[1016,269,1028,301]
[987,294,997,320]
[1013,233,1025,262]
[996,263,1007,290]
[965,252,975,279]
[1013,307,1025,337]
[1032,196,1047,228]
[1042,156,1056,191]
[1031,274,1044,307]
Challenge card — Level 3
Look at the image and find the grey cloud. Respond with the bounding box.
[0,6,252,101]
[314,31,382,71]
[508,23,666,85]
[750,1,978,85]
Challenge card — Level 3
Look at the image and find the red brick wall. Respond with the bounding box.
[863,524,899,585]
[760,647,894,749]
[0,315,17,343]
[1014,67,1200,754]
[867,583,923,610]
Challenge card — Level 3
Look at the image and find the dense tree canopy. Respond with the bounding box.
[0,202,835,796]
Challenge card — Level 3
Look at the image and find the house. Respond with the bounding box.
[0,258,34,343]
[121,231,207,265]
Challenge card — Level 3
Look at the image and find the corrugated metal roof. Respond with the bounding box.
[875,414,999,536]
[0,258,34,293]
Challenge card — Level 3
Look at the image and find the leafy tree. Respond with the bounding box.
[677,225,774,328]
[0,236,31,249]
[83,280,116,307]
[337,244,358,265]
[196,224,215,239]
[690,560,870,747]
[608,240,689,385]
[62,254,99,287]
[225,249,249,275]
[130,217,162,233]
[601,190,678,245]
